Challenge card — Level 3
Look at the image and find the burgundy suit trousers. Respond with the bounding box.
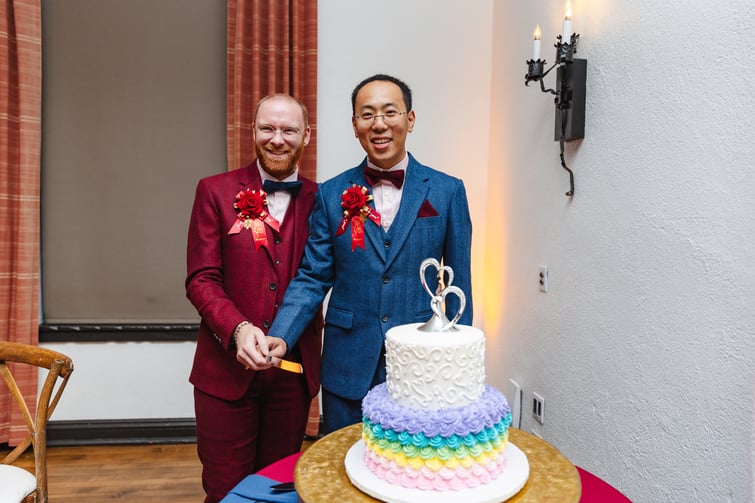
[194,366,308,503]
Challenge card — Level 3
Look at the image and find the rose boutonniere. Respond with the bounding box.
[336,184,381,251]
[228,188,280,250]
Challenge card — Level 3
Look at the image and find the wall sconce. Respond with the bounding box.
[525,2,586,197]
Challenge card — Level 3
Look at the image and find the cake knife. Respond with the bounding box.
[266,355,303,374]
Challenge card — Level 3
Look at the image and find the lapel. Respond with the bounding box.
[349,162,386,262]
[358,155,429,267]
[236,162,276,267]
[292,178,316,260]
[383,155,429,269]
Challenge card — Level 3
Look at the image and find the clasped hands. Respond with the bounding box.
[235,322,288,371]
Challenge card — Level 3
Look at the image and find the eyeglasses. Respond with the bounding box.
[255,125,303,138]
[353,111,409,125]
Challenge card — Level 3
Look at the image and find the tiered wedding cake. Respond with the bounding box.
[345,259,529,503]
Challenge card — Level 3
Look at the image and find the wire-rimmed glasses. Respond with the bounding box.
[255,125,303,138]
[353,110,409,125]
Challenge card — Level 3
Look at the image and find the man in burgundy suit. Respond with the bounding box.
[185,94,321,503]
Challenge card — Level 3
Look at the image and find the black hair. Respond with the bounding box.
[350,74,412,114]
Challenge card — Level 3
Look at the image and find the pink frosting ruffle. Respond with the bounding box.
[363,447,507,491]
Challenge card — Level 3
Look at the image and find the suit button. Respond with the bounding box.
[381,315,388,323]
[275,258,281,264]
[274,238,281,244]
[269,282,277,291]
[384,240,391,248]
[263,320,271,328]
[382,276,389,284]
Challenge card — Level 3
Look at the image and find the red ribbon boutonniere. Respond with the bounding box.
[336,184,381,251]
[228,188,280,250]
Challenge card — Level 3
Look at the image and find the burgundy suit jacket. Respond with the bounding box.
[186,163,322,401]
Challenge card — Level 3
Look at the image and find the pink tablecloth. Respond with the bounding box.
[255,452,301,483]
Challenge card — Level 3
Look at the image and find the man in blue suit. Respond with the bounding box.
[240,74,473,434]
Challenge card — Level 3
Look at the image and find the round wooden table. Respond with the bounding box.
[295,424,581,502]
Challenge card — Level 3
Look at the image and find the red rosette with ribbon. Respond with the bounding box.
[228,188,280,250]
[336,185,381,251]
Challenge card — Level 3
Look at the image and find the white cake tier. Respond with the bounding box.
[385,323,486,409]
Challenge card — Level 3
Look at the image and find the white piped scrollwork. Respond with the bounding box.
[385,324,486,410]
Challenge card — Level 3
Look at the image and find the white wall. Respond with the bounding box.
[486,0,754,501]
[43,342,196,419]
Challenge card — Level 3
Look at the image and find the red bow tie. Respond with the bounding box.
[364,167,405,189]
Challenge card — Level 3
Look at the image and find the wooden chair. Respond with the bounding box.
[0,341,74,503]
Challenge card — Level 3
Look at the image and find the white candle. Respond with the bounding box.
[532,25,542,60]
[562,1,573,42]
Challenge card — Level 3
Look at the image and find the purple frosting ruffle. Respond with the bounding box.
[362,383,511,438]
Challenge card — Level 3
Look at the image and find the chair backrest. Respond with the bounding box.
[0,341,74,503]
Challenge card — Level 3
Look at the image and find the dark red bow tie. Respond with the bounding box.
[363,167,405,189]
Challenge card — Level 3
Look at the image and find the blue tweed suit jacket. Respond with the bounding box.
[268,153,473,400]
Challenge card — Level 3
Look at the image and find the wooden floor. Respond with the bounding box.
[5,440,313,502]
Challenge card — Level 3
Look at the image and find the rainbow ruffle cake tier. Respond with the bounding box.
[361,383,512,491]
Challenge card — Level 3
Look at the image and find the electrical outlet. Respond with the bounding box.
[532,392,545,424]
[539,266,549,292]
[507,379,522,429]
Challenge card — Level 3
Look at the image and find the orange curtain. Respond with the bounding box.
[227,0,320,436]
[227,0,317,180]
[0,0,42,446]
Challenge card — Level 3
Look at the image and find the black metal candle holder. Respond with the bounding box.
[525,33,586,197]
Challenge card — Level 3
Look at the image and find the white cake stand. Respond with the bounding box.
[345,440,529,503]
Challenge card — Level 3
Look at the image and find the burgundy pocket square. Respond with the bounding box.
[417,200,439,218]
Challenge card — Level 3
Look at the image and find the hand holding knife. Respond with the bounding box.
[235,323,298,372]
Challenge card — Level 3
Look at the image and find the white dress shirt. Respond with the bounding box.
[257,162,299,225]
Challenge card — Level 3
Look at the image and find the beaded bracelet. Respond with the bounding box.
[233,321,251,345]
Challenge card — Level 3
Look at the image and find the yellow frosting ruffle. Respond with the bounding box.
[363,435,508,472]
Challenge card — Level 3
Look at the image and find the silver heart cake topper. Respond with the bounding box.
[418,257,466,332]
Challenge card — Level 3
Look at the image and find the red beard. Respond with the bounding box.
[256,141,305,179]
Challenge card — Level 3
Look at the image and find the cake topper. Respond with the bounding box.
[417,257,466,332]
